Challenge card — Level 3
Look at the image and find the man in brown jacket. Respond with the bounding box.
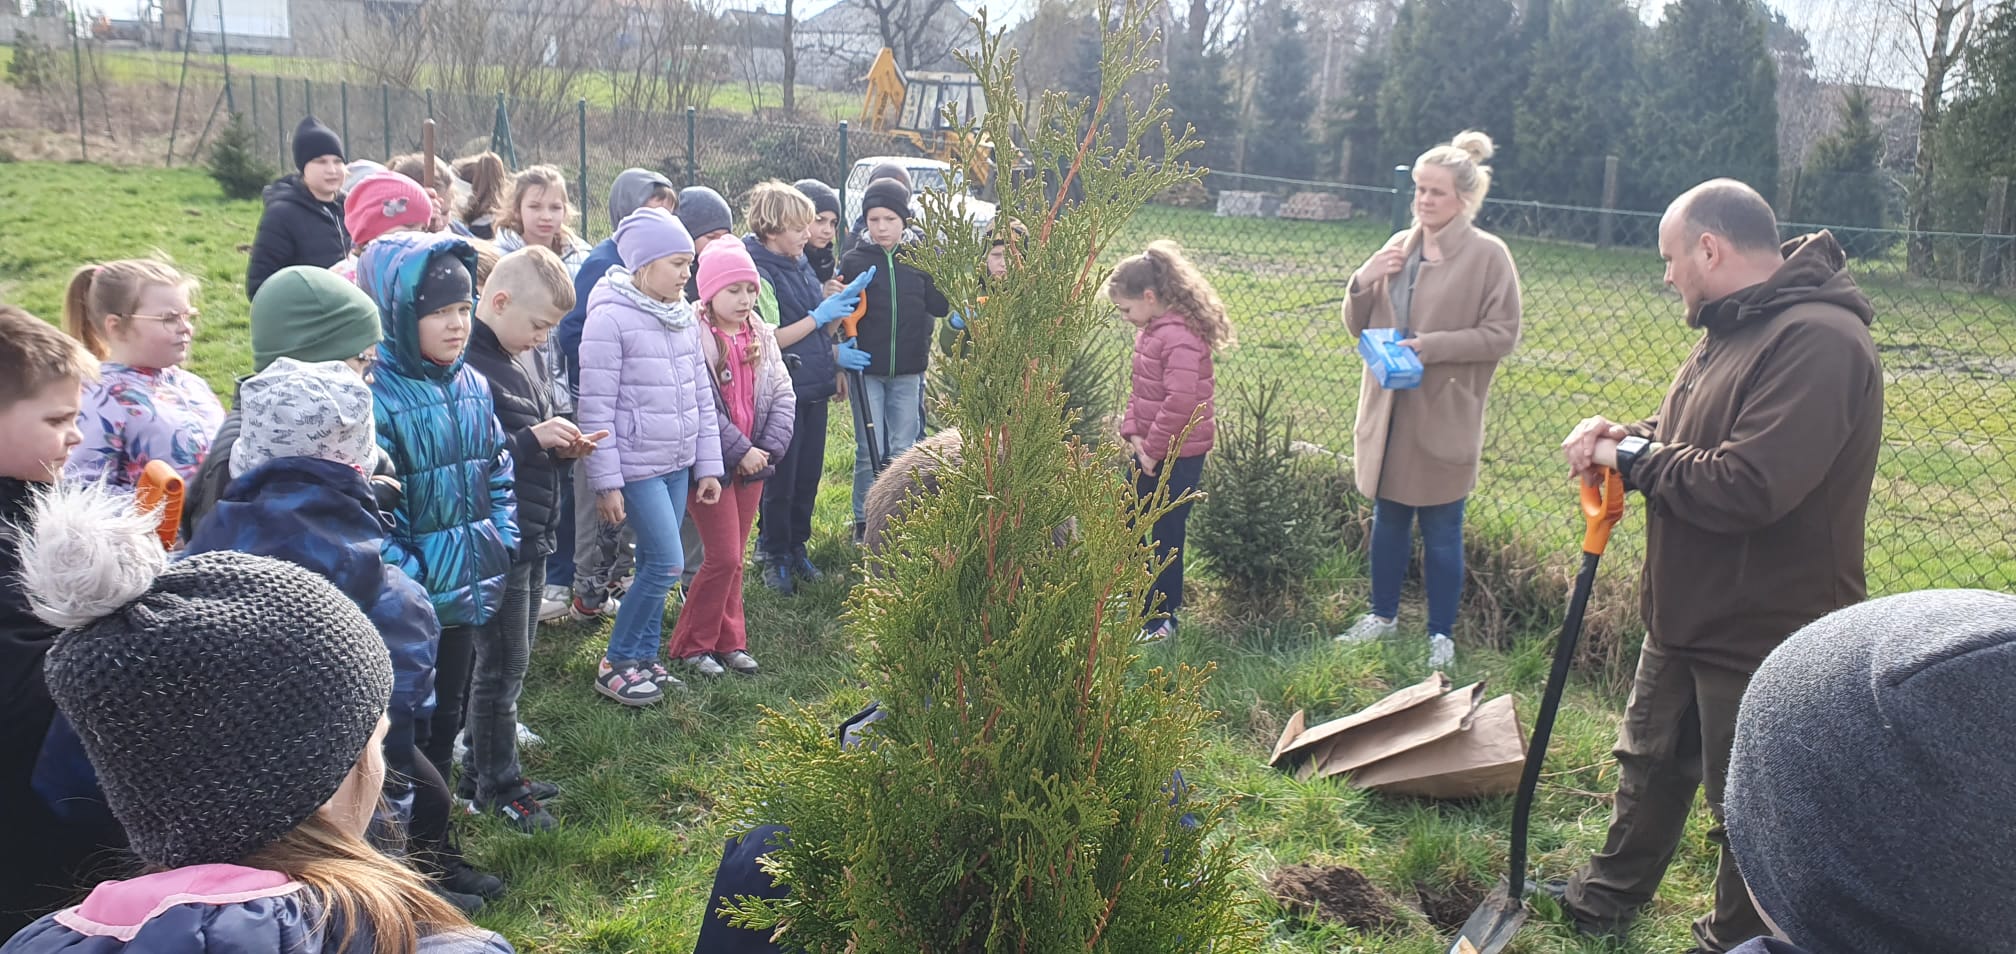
[1550,179,1882,952]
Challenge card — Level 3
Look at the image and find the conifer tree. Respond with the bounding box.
[1378,0,1521,182]
[1630,0,1779,210]
[721,2,1259,951]
[1797,91,1895,257]
[1513,0,1642,206]
[1250,0,1315,180]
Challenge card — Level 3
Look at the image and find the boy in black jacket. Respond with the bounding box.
[245,116,351,299]
[837,178,948,543]
[0,305,110,934]
[462,246,598,832]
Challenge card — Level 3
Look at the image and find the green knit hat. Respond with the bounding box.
[250,265,383,373]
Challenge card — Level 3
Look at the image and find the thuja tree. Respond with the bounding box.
[720,3,1258,951]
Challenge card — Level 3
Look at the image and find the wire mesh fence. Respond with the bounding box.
[13,57,2014,608]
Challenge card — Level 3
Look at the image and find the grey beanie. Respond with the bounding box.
[608,167,674,230]
[793,178,841,221]
[676,186,734,239]
[1727,588,2016,953]
[26,484,393,869]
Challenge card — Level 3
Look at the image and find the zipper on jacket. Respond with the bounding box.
[884,246,899,376]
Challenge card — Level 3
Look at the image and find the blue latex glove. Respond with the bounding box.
[947,311,966,331]
[836,339,872,371]
[812,267,877,328]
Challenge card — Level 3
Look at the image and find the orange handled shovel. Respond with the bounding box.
[134,458,186,551]
[1449,467,1625,954]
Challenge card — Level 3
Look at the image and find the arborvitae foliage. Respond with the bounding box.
[1514,0,1642,206]
[1249,0,1314,180]
[1378,0,1521,183]
[1797,92,1897,257]
[1630,0,1779,210]
[207,112,278,201]
[720,3,1259,951]
[1190,379,1340,613]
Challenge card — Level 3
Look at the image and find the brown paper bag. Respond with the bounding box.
[1270,672,1450,768]
[1296,681,1489,783]
[1350,694,1526,799]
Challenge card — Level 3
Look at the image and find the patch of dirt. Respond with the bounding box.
[1415,878,1488,933]
[1266,863,1410,933]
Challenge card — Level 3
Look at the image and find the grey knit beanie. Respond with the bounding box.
[1727,588,2016,953]
[23,483,393,869]
[675,186,734,240]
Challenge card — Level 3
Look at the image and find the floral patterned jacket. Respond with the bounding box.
[64,364,225,491]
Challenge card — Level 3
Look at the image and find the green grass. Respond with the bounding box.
[5,161,2002,951]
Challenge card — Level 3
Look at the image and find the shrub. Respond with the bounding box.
[1191,378,1342,613]
[7,31,55,93]
[206,112,276,201]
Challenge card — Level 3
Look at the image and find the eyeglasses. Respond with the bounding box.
[125,311,199,330]
[345,350,379,382]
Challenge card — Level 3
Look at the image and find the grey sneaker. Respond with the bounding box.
[682,653,726,677]
[594,658,662,706]
[1429,633,1456,669]
[720,650,759,675]
[643,660,689,691]
[1335,614,1397,644]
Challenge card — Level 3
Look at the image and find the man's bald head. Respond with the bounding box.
[1667,179,1781,255]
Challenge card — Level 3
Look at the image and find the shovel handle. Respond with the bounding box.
[835,293,869,341]
[1580,467,1625,556]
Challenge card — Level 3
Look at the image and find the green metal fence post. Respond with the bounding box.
[838,120,849,216]
[381,84,391,158]
[426,88,434,121]
[69,11,86,160]
[1391,165,1411,233]
[340,81,349,150]
[577,98,590,239]
[303,77,312,118]
[492,92,518,169]
[216,0,234,113]
[685,107,697,185]
[276,75,287,167]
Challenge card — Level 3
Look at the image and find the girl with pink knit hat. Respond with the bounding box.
[332,171,433,284]
[666,240,795,678]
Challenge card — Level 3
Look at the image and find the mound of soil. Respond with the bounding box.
[1266,863,1410,933]
[1416,878,1488,933]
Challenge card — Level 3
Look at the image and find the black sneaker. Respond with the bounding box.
[429,883,485,916]
[438,859,505,901]
[761,560,795,595]
[490,783,558,834]
[792,548,824,582]
[852,521,866,546]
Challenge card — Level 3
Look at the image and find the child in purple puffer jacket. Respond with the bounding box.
[577,207,724,707]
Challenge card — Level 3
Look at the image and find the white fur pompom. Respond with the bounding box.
[19,481,168,629]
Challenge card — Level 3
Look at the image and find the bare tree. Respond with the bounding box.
[1887,0,1976,274]
[606,0,725,117]
[783,0,798,114]
[341,5,431,91]
[427,0,593,148]
[862,0,959,72]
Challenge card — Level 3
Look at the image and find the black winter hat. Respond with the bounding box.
[291,115,344,171]
[793,178,841,221]
[866,161,912,189]
[26,484,393,869]
[414,250,474,318]
[1726,588,2016,953]
[861,178,913,225]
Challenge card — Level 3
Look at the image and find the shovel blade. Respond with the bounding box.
[1445,880,1528,954]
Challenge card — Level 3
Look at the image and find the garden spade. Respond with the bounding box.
[1448,467,1625,954]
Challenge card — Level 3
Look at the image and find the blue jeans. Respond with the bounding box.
[605,468,691,664]
[1369,496,1466,636]
[849,372,925,522]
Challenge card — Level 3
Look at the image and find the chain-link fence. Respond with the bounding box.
[11,53,2014,611]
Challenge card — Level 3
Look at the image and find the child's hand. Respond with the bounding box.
[836,339,872,371]
[532,417,584,450]
[1129,435,1160,476]
[696,476,723,504]
[557,429,609,459]
[738,447,770,475]
[596,489,626,526]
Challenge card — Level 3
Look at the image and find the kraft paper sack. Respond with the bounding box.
[1271,673,1527,799]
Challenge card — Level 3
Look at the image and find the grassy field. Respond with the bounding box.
[3,161,2001,952]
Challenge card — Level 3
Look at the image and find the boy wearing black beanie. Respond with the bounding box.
[245,116,351,299]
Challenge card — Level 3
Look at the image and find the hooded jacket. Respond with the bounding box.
[557,169,674,394]
[1120,312,1217,460]
[577,273,725,492]
[697,318,796,482]
[185,457,440,759]
[744,234,838,400]
[358,232,519,628]
[837,238,949,378]
[245,175,350,300]
[463,321,564,559]
[0,865,512,954]
[1624,231,1882,669]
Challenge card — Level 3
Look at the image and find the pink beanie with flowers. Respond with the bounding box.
[344,172,431,249]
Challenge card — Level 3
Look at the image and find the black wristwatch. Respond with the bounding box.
[1614,436,1650,482]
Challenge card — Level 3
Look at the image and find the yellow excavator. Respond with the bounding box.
[859,48,994,188]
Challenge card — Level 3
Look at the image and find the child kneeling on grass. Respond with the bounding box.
[1111,241,1233,643]
[667,241,795,677]
[0,481,511,954]
[579,208,724,705]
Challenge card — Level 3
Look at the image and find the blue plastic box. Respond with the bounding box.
[1358,328,1423,390]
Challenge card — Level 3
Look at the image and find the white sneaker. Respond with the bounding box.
[516,722,543,747]
[1428,633,1456,669]
[719,650,759,675]
[1336,614,1397,644]
[682,653,726,677]
[538,585,572,623]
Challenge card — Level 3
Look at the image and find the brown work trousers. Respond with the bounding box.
[1563,637,1770,952]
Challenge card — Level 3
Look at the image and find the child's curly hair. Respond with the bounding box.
[1106,240,1234,351]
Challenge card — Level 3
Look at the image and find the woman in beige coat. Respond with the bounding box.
[1337,131,1522,667]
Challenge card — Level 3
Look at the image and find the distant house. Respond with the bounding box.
[795,0,977,89]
